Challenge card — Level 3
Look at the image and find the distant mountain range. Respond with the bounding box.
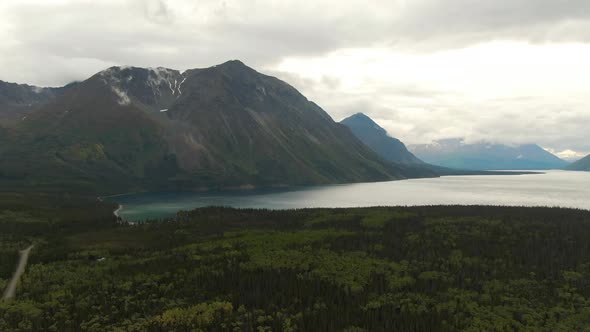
[409,138,568,170]
[340,113,423,165]
[566,154,590,171]
[0,61,436,194]
[339,114,535,176]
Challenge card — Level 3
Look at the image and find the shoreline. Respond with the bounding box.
[97,171,541,200]
[113,204,123,218]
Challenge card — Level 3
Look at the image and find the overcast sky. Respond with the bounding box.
[1,0,589,160]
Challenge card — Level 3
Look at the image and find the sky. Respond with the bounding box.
[1,0,589,160]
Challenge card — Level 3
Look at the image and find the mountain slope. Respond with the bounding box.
[566,155,590,171]
[0,73,177,192]
[1,61,429,193]
[340,113,423,164]
[409,138,568,170]
[0,80,76,126]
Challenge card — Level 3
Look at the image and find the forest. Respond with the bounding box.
[2,194,590,331]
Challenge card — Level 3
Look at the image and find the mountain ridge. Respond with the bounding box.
[340,113,424,165]
[566,154,590,171]
[0,80,77,126]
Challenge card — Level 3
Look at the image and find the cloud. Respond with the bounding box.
[5,0,590,85]
[545,148,589,162]
[389,0,590,49]
[272,44,590,152]
[142,0,174,24]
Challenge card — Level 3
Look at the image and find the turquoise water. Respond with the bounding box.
[109,170,590,221]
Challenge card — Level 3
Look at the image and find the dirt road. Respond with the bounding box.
[2,245,34,300]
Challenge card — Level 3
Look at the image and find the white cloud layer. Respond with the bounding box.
[1,0,589,154]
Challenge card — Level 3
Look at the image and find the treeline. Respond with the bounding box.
[2,203,590,330]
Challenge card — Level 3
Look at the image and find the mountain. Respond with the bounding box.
[409,138,568,170]
[566,154,590,171]
[0,80,76,126]
[340,113,423,164]
[338,114,528,177]
[1,61,432,193]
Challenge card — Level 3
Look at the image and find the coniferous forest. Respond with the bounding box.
[2,194,590,331]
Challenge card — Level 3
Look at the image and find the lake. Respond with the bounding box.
[110,170,590,221]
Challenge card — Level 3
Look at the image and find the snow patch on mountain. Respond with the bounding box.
[99,67,131,105]
[177,76,187,95]
[32,86,45,94]
[147,67,180,97]
[111,86,130,105]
